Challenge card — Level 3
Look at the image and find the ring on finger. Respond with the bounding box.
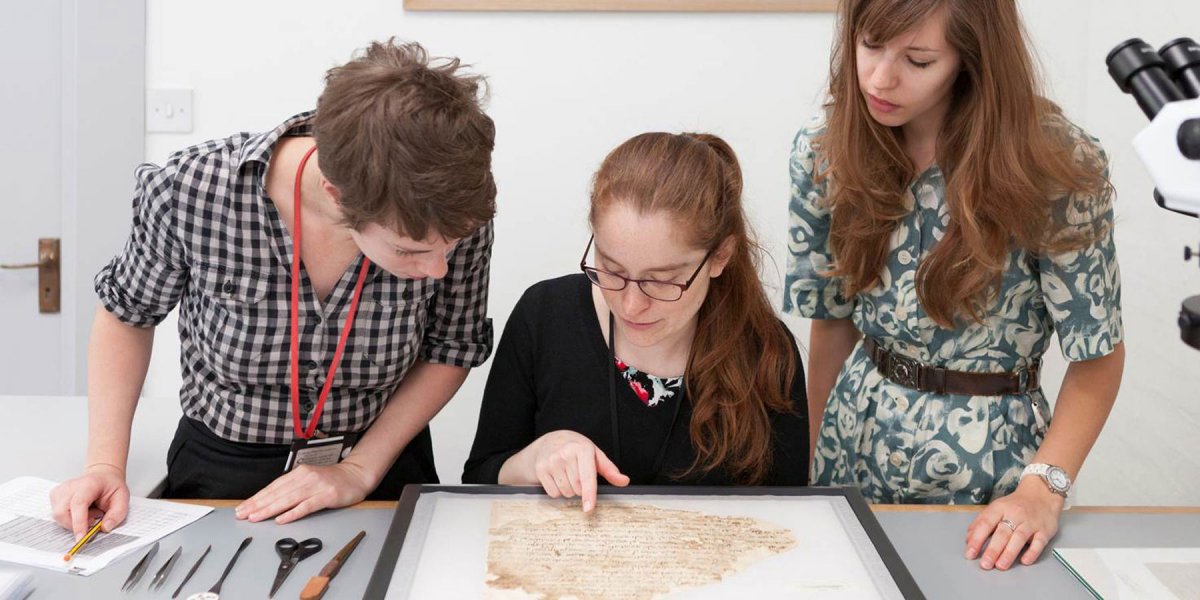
[1000,518,1017,532]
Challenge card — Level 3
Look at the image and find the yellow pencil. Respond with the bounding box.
[63,518,105,562]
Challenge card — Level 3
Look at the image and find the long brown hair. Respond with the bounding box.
[819,0,1110,326]
[590,133,797,484]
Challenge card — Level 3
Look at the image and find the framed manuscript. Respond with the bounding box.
[365,485,924,599]
[403,1,837,11]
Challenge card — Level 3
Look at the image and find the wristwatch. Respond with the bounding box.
[1021,463,1072,498]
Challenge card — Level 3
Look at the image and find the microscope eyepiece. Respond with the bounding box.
[1108,38,1186,118]
[1159,38,1200,100]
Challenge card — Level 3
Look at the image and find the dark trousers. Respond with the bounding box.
[161,416,438,500]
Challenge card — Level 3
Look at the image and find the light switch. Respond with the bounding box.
[147,89,193,133]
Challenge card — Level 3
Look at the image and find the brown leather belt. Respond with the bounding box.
[863,337,1040,396]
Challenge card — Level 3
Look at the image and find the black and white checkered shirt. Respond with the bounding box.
[96,112,494,444]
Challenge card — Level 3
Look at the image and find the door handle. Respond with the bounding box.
[0,238,60,313]
[0,259,51,269]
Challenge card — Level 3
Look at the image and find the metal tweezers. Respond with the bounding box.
[121,541,159,592]
[150,546,183,591]
[172,545,211,599]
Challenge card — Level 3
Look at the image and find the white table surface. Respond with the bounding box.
[0,395,181,496]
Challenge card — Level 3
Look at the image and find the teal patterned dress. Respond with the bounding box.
[784,116,1123,504]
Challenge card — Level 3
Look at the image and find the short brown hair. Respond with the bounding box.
[314,39,496,240]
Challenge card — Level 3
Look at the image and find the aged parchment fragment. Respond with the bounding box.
[485,500,796,599]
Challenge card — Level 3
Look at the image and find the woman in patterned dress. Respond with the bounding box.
[464,132,809,511]
[785,0,1125,571]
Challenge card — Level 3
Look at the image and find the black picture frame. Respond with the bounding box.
[365,484,925,599]
[403,0,838,12]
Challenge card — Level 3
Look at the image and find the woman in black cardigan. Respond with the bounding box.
[464,132,809,511]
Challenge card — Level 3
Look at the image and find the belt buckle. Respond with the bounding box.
[1016,367,1034,392]
[888,354,921,389]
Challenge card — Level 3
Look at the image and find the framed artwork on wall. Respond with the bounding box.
[404,0,836,11]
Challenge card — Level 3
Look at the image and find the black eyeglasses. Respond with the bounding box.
[579,235,713,302]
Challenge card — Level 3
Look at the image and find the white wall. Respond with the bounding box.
[141,0,1200,506]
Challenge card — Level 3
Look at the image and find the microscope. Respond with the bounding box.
[1107,37,1200,350]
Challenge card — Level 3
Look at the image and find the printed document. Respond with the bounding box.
[0,477,211,576]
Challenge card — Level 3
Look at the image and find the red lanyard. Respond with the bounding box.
[289,144,371,439]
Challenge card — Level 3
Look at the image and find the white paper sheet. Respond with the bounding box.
[0,477,212,576]
[1054,547,1200,600]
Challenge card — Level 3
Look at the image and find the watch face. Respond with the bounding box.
[1047,468,1069,490]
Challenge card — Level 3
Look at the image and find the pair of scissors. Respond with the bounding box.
[270,537,323,598]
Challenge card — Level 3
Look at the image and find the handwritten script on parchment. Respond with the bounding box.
[485,500,796,599]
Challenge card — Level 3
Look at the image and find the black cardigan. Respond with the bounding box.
[462,274,809,486]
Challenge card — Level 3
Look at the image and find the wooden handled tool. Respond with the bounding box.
[299,530,365,600]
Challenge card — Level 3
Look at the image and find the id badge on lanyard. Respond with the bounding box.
[284,144,370,474]
[285,431,359,471]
